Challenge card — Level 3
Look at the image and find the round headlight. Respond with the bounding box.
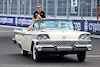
[37,34,49,40]
[37,36,42,40]
[79,34,90,40]
[85,35,90,40]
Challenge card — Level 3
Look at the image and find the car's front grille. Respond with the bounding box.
[78,41,90,45]
[38,41,91,46]
[54,41,74,46]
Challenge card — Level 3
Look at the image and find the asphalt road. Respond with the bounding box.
[0,27,100,67]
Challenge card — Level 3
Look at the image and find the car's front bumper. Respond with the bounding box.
[34,39,92,52]
[35,45,92,52]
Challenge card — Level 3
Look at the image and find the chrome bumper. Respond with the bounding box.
[13,39,92,52]
[34,39,92,52]
[35,45,92,52]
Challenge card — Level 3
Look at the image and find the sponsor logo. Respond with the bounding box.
[89,22,100,32]
[84,20,88,32]
[73,22,81,29]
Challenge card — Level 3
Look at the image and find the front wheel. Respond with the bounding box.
[33,46,41,62]
[77,51,86,62]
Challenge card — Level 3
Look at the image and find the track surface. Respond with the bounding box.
[0,27,100,67]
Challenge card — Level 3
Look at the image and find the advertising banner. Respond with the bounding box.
[0,16,32,27]
[71,0,77,7]
[15,17,32,27]
[0,16,100,34]
[71,0,77,14]
[92,0,97,9]
[0,16,15,26]
[73,20,100,34]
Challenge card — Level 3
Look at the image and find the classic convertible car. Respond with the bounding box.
[13,19,92,62]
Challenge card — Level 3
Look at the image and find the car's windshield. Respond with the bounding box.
[34,20,74,30]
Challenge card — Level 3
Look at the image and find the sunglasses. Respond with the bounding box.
[37,7,41,8]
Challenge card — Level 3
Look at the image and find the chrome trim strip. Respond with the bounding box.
[75,44,92,47]
[35,39,91,42]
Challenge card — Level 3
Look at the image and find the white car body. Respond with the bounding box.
[13,19,92,62]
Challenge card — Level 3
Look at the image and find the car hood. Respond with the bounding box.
[36,29,90,39]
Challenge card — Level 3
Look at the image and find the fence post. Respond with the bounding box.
[81,0,83,19]
[67,0,69,19]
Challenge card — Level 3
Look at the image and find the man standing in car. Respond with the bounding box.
[28,3,46,31]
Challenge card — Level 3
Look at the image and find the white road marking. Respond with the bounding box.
[86,55,100,58]
[0,31,13,32]
[68,55,100,58]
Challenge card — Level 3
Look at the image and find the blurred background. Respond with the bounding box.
[0,0,99,19]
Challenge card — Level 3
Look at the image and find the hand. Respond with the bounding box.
[36,15,40,19]
[28,25,32,31]
[37,14,41,17]
[37,14,42,19]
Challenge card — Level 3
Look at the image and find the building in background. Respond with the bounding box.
[0,0,99,19]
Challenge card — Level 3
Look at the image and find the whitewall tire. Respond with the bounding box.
[33,45,41,62]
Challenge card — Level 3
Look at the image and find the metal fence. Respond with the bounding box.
[0,0,98,19]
